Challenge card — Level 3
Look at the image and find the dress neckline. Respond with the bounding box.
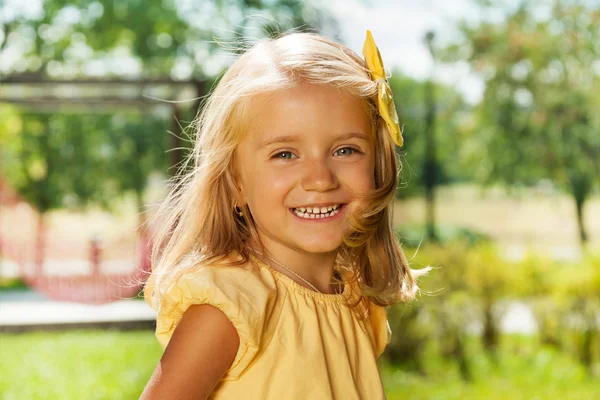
[249,254,353,302]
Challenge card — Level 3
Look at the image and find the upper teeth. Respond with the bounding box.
[291,204,342,219]
[295,204,340,214]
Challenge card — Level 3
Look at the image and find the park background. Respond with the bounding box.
[0,0,599,399]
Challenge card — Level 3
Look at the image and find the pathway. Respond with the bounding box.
[0,289,156,332]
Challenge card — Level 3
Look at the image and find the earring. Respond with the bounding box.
[234,202,244,217]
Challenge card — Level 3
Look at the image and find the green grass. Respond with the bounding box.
[0,330,161,400]
[0,331,597,399]
[381,335,599,400]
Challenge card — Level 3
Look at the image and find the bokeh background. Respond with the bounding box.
[1,0,599,399]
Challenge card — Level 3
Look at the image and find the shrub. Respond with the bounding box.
[386,243,600,379]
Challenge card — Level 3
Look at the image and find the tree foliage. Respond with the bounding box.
[0,0,336,78]
[0,110,170,213]
[389,73,467,198]
[442,0,600,243]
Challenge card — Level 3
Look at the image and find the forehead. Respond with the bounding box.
[241,83,373,146]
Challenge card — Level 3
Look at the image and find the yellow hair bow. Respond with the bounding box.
[362,30,403,147]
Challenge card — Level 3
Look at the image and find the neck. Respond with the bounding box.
[248,237,339,294]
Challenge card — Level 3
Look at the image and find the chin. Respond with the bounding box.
[297,240,343,254]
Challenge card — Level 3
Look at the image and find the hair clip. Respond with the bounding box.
[362,30,403,147]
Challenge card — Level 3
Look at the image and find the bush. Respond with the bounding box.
[0,277,28,290]
[387,243,600,379]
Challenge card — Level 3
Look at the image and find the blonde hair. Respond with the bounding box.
[145,32,424,310]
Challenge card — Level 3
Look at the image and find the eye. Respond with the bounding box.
[272,151,297,160]
[334,147,360,157]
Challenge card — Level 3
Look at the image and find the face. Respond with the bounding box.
[234,83,375,256]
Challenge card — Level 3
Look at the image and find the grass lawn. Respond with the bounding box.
[0,330,161,400]
[381,336,599,400]
[1,330,598,399]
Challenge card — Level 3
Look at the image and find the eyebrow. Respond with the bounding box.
[259,132,369,148]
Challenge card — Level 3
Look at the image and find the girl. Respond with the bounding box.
[141,30,426,399]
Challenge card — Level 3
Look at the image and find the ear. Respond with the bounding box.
[234,184,246,207]
[228,163,246,207]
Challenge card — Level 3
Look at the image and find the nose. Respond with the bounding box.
[300,158,339,192]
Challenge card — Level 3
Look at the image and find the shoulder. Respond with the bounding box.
[140,304,241,399]
[174,255,270,301]
[149,253,276,379]
[154,252,269,302]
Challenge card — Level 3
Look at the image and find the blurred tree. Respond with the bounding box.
[0,0,336,78]
[443,0,600,245]
[422,31,440,243]
[107,112,171,220]
[390,74,467,195]
[389,72,468,247]
[1,113,117,212]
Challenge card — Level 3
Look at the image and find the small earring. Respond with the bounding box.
[234,203,244,217]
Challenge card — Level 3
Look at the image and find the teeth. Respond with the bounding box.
[291,204,342,218]
[292,207,342,219]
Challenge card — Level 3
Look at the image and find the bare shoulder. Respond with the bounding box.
[140,304,240,400]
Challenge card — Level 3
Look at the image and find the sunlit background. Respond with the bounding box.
[1,0,599,399]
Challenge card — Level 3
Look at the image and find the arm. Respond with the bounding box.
[140,304,240,400]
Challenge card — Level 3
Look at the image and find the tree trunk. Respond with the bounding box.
[453,331,472,381]
[574,195,588,245]
[423,78,438,243]
[569,174,590,246]
[482,300,499,362]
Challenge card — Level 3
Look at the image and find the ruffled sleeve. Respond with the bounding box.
[148,263,271,380]
[369,301,392,357]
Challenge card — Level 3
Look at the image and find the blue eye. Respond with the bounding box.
[272,151,296,160]
[334,147,359,156]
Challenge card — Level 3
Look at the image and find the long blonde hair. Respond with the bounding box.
[145,32,424,309]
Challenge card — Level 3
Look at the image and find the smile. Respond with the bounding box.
[290,204,345,220]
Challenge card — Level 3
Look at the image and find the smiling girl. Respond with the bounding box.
[141,31,427,399]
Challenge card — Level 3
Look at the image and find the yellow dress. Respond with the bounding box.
[149,253,391,399]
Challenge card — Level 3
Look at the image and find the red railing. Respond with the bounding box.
[0,192,153,304]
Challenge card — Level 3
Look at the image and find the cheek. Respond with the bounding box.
[342,159,376,191]
[269,173,295,191]
[248,167,295,203]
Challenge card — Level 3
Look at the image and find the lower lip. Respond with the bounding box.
[289,205,346,222]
